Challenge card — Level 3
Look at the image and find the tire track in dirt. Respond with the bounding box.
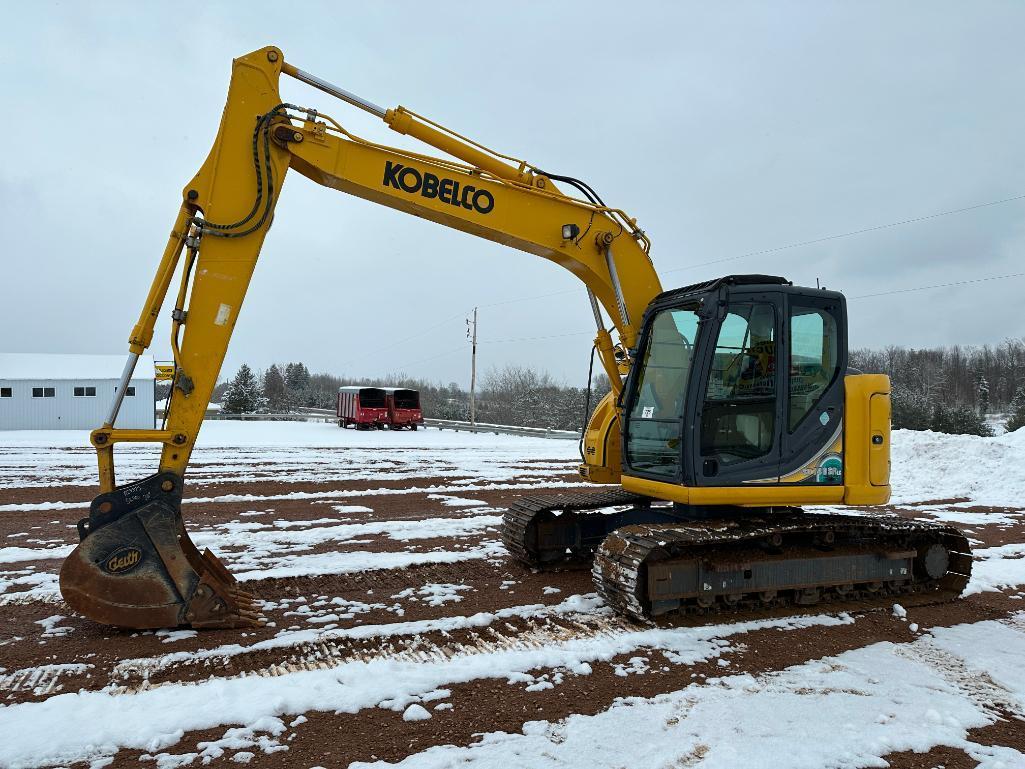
[113,597,1025,769]
[0,663,93,698]
[895,636,1025,719]
[108,610,633,693]
[0,556,594,702]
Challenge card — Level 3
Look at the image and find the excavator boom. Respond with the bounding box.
[60,46,661,629]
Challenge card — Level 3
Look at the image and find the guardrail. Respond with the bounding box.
[156,410,335,423]
[154,409,580,439]
[211,412,336,422]
[424,418,579,440]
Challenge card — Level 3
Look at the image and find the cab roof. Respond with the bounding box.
[651,274,843,308]
[656,275,790,304]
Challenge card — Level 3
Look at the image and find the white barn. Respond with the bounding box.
[0,353,155,430]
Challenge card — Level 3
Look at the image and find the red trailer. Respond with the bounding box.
[384,387,424,430]
[337,386,389,429]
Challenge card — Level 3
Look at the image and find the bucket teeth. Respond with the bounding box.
[201,548,238,585]
[184,553,266,629]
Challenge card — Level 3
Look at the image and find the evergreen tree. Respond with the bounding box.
[263,364,288,412]
[947,404,993,437]
[1006,387,1025,433]
[977,375,990,419]
[221,364,261,414]
[284,362,311,409]
[285,362,311,392]
[930,402,952,434]
[850,338,1025,415]
[891,384,932,431]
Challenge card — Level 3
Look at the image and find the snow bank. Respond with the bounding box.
[890,427,1025,507]
[6,422,1022,502]
[965,543,1025,596]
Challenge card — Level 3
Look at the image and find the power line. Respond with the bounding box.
[851,270,1025,299]
[465,270,1025,345]
[402,270,1025,367]
[380,192,1025,371]
[350,312,465,364]
[478,287,578,309]
[390,269,1025,372]
[479,330,592,344]
[665,192,1025,274]
[393,343,467,371]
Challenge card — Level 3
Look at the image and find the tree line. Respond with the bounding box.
[851,339,1025,435]
[219,362,314,414]
[214,361,609,431]
[473,366,611,431]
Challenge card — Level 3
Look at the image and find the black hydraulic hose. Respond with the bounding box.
[578,343,598,461]
[162,244,198,432]
[531,168,607,208]
[196,103,303,238]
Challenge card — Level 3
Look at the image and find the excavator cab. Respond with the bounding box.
[621,275,848,493]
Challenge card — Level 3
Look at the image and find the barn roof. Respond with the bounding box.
[0,353,156,381]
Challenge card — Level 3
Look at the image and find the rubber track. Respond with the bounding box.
[500,489,649,567]
[593,512,973,621]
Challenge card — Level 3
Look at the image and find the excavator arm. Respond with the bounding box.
[98,45,661,486]
[60,46,662,629]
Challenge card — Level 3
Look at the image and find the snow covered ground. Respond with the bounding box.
[0,423,1023,768]
[352,617,1025,769]
[0,420,584,450]
[0,421,582,496]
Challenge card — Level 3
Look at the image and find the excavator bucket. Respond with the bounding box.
[59,472,262,629]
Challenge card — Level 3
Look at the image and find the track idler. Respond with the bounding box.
[59,472,262,629]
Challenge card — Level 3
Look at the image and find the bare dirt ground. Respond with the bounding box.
[1,432,1023,769]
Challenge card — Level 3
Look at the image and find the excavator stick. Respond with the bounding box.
[59,472,262,629]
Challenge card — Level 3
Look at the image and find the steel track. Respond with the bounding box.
[500,490,972,622]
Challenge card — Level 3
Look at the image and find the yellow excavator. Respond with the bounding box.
[59,47,971,630]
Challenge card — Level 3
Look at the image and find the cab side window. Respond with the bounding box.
[789,306,839,431]
[701,302,777,465]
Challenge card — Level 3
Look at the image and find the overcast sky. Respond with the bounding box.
[2,2,1024,387]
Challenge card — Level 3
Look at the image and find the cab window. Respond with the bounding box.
[701,302,777,465]
[789,306,839,431]
[625,307,699,478]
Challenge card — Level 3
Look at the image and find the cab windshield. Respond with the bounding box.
[625,307,700,478]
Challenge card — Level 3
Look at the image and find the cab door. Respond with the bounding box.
[690,290,784,486]
[779,293,846,483]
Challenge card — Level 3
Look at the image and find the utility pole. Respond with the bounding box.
[467,307,478,426]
